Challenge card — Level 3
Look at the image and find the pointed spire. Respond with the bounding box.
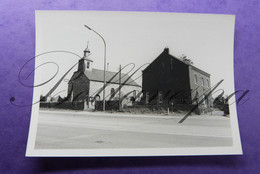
[82,42,93,72]
[83,41,91,58]
[83,42,93,63]
[83,41,90,60]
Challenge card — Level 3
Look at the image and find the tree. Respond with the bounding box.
[179,54,193,65]
[213,95,230,114]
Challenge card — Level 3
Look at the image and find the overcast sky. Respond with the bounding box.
[35,11,235,98]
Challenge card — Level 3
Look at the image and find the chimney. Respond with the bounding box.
[164,47,169,54]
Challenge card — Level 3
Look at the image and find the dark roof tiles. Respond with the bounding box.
[84,69,140,87]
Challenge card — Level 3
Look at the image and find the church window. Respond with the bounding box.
[87,62,90,69]
[110,88,115,98]
[133,90,136,98]
[95,94,100,101]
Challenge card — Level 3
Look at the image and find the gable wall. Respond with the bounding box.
[142,53,191,103]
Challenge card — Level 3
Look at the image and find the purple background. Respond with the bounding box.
[0,0,259,173]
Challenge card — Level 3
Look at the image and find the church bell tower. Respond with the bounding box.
[83,44,93,72]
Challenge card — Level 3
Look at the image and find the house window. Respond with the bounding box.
[203,95,208,107]
[146,92,149,104]
[87,62,90,69]
[70,91,73,102]
[110,88,115,98]
[201,77,204,86]
[194,74,198,84]
[158,91,163,103]
[195,91,199,104]
[202,94,206,105]
[205,96,208,107]
[170,59,173,70]
[207,79,210,88]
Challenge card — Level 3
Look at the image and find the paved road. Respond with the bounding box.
[35,110,233,149]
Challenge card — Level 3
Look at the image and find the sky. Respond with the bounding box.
[35,11,235,98]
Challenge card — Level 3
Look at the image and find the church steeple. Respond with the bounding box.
[83,43,93,72]
[83,46,91,58]
[77,58,85,72]
[77,43,93,72]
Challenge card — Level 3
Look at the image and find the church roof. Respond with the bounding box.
[84,68,140,87]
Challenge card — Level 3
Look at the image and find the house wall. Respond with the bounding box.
[142,49,191,104]
[189,66,212,108]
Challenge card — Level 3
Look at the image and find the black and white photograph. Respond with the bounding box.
[26,11,242,156]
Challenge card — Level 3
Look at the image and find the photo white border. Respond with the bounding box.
[26,11,242,157]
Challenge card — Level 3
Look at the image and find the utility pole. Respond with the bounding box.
[119,64,122,111]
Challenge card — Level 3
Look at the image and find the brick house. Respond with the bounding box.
[142,48,212,111]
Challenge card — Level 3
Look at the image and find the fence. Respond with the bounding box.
[40,101,85,110]
[95,101,120,111]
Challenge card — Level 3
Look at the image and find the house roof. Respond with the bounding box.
[84,68,140,87]
[144,48,210,77]
[168,53,210,77]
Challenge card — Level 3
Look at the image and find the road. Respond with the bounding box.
[35,110,233,149]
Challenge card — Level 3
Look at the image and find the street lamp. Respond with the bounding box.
[84,25,107,111]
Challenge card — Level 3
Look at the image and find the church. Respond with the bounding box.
[67,46,141,109]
